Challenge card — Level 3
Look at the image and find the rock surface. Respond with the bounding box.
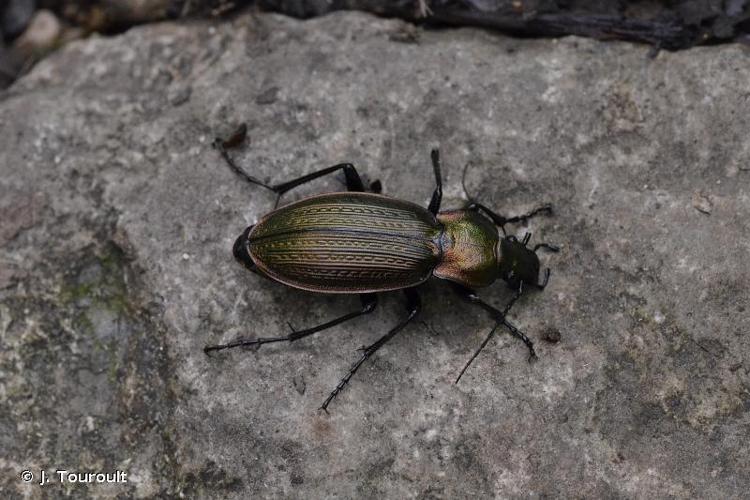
[1,11,749,499]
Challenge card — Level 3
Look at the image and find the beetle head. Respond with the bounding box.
[497,235,541,289]
[233,226,255,270]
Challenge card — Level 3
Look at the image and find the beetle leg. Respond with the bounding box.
[531,243,559,290]
[502,203,554,225]
[537,268,551,290]
[533,242,560,253]
[270,162,365,194]
[427,149,443,215]
[213,124,278,194]
[455,322,502,384]
[267,163,367,208]
[319,288,421,412]
[214,123,367,200]
[452,284,535,382]
[203,294,377,354]
[468,202,553,235]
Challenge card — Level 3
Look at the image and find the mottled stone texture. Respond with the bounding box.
[1,11,748,499]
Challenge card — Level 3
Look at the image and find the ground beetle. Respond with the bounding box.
[205,124,558,411]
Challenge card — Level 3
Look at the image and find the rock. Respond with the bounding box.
[1,11,748,499]
[0,190,45,246]
[0,263,24,289]
[12,9,62,58]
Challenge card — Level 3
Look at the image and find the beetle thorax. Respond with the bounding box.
[433,210,500,288]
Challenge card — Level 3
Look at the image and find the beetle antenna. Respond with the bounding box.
[455,322,500,384]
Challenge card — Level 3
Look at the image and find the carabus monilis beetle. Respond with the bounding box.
[205,124,558,411]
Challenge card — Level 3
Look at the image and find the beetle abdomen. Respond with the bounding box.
[247,193,442,293]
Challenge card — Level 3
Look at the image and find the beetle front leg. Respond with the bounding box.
[467,202,553,235]
[530,241,559,290]
[203,294,377,354]
[319,288,421,412]
[452,284,534,382]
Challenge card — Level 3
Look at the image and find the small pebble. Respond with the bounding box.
[543,328,561,343]
[292,375,306,395]
[256,86,279,105]
[692,191,712,215]
[13,9,61,58]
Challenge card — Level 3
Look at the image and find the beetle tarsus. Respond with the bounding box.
[217,123,248,149]
[214,124,277,194]
[500,203,554,225]
[527,348,538,362]
[533,242,560,253]
[467,202,554,234]
[538,268,552,289]
[203,336,281,353]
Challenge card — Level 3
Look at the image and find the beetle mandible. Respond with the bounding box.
[204,124,559,411]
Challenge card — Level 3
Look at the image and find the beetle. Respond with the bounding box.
[204,124,558,411]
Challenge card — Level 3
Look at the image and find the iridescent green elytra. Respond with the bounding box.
[207,125,558,411]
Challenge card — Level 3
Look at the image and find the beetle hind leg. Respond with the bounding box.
[214,124,278,194]
[319,288,421,412]
[214,123,369,203]
[203,294,377,354]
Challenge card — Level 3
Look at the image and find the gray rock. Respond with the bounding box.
[12,9,62,59]
[1,11,748,499]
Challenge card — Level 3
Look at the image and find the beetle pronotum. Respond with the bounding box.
[205,124,558,411]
